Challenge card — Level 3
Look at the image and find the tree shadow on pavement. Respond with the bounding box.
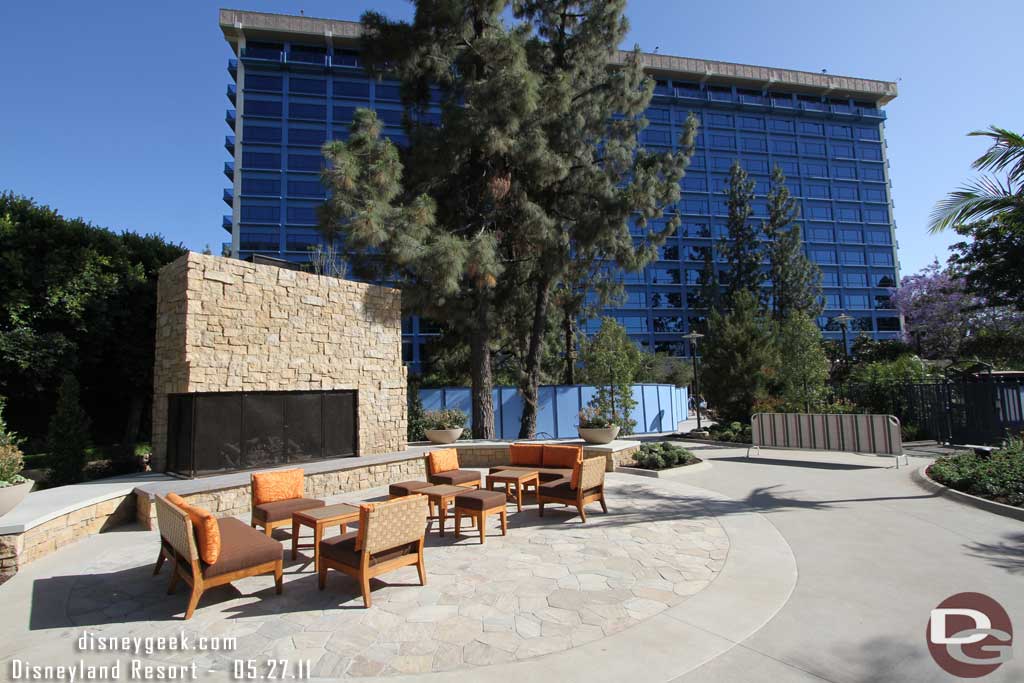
[964,532,1024,575]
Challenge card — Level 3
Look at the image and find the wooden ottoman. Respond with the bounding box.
[453,489,508,544]
[389,480,432,499]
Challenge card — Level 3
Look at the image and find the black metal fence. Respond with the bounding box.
[166,390,358,477]
[834,379,1024,445]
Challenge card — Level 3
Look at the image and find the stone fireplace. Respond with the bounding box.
[151,253,406,474]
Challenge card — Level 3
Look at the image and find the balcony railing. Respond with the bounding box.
[226,83,236,104]
[225,109,236,128]
[224,135,235,153]
[222,188,234,207]
[222,215,232,232]
[287,51,327,67]
[240,47,283,62]
[227,58,237,79]
[223,161,234,180]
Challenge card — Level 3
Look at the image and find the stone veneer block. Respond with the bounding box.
[151,252,407,472]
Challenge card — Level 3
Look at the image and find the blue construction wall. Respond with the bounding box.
[420,384,688,439]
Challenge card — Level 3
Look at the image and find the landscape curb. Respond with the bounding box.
[617,460,713,478]
[911,464,1024,522]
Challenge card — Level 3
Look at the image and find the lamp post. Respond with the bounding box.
[683,331,704,431]
[834,313,853,360]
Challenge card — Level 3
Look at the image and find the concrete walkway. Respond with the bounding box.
[668,443,1023,683]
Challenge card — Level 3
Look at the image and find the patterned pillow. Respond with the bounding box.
[509,443,543,466]
[427,448,459,475]
[166,492,221,564]
[252,468,305,505]
[354,502,377,552]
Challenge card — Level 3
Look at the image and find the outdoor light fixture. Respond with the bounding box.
[834,313,853,359]
[682,331,704,431]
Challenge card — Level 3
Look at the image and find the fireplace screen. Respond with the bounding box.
[165,390,357,477]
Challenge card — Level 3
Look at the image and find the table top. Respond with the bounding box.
[488,469,539,482]
[293,502,359,524]
[418,485,467,497]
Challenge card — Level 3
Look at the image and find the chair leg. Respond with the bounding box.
[166,561,180,594]
[478,512,486,544]
[417,541,427,586]
[274,560,283,595]
[184,585,203,620]
[538,501,545,517]
[500,510,507,536]
[318,565,327,590]
[599,494,608,513]
[264,524,273,537]
[360,574,372,608]
[153,549,166,575]
[454,509,462,537]
[578,504,587,523]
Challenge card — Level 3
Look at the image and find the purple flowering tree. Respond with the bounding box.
[892,261,1023,361]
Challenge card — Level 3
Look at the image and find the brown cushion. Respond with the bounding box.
[319,531,418,568]
[203,518,282,578]
[539,479,600,500]
[429,469,480,486]
[454,489,507,511]
[390,480,432,497]
[253,497,325,523]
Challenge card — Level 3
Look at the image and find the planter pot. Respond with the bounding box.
[578,426,621,444]
[0,480,33,519]
[425,428,463,445]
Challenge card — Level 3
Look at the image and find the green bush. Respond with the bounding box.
[422,409,468,432]
[0,398,27,487]
[578,405,614,429]
[46,375,91,486]
[929,435,1024,507]
[708,421,753,444]
[633,442,700,470]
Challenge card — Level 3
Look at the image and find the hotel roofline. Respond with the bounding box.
[219,8,898,105]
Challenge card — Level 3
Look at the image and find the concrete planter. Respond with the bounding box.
[579,426,621,444]
[0,480,33,519]
[425,428,463,445]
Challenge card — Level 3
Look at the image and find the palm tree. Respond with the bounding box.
[929,126,1024,233]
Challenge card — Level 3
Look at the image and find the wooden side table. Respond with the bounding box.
[418,485,468,537]
[486,469,540,512]
[292,503,359,572]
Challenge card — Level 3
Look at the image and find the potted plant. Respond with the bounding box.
[423,409,468,444]
[577,405,621,444]
[0,399,32,518]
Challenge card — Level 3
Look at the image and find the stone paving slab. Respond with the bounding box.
[0,474,778,680]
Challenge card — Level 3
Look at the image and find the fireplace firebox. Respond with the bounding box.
[165,390,357,477]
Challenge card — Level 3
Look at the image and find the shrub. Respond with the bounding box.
[47,375,91,486]
[0,398,28,488]
[422,409,467,432]
[633,442,700,470]
[708,421,752,444]
[928,435,1024,507]
[578,405,614,429]
[407,382,428,442]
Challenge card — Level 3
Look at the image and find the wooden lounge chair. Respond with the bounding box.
[536,456,607,522]
[154,495,283,620]
[250,468,324,537]
[318,495,428,608]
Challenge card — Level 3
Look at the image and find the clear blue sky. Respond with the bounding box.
[2,1,1021,276]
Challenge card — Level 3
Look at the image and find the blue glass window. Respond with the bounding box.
[860,145,883,161]
[286,206,317,224]
[241,205,280,222]
[861,166,885,181]
[242,151,280,169]
[289,102,326,120]
[289,128,326,146]
[769,118,795,132]
[844,271,868,287]
[244,125,281,143]
[334,80,370,98]
[245,74,283,92]
[287,180,324,197]
[290,78,326,95]
[246,100,282,117]
[241,178,280,195]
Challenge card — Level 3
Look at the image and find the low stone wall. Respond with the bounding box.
[0,495,136,585]
[136,455,427,529]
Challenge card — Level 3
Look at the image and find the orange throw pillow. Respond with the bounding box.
[165,493,221,564]
[354,502,377,552]
[428,448,459,475]
[542,444,583,469]
[252,468,304,505]
[509,443,543,466]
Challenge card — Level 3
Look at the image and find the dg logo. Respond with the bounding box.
[927,592,1013,678]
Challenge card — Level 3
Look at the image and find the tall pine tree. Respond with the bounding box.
[720,161,762,304]
[764,165,822,319]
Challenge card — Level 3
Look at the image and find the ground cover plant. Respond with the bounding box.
[928,435,1024,507]
[632,441,700,470]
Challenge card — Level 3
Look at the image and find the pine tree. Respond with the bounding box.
[698,246,722,316]
[701,290,778,423]
[775,312,830,412]
[47,374,91,485]
[764,165,822,319]
[323,1,697,438]
[720,161,762,304]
